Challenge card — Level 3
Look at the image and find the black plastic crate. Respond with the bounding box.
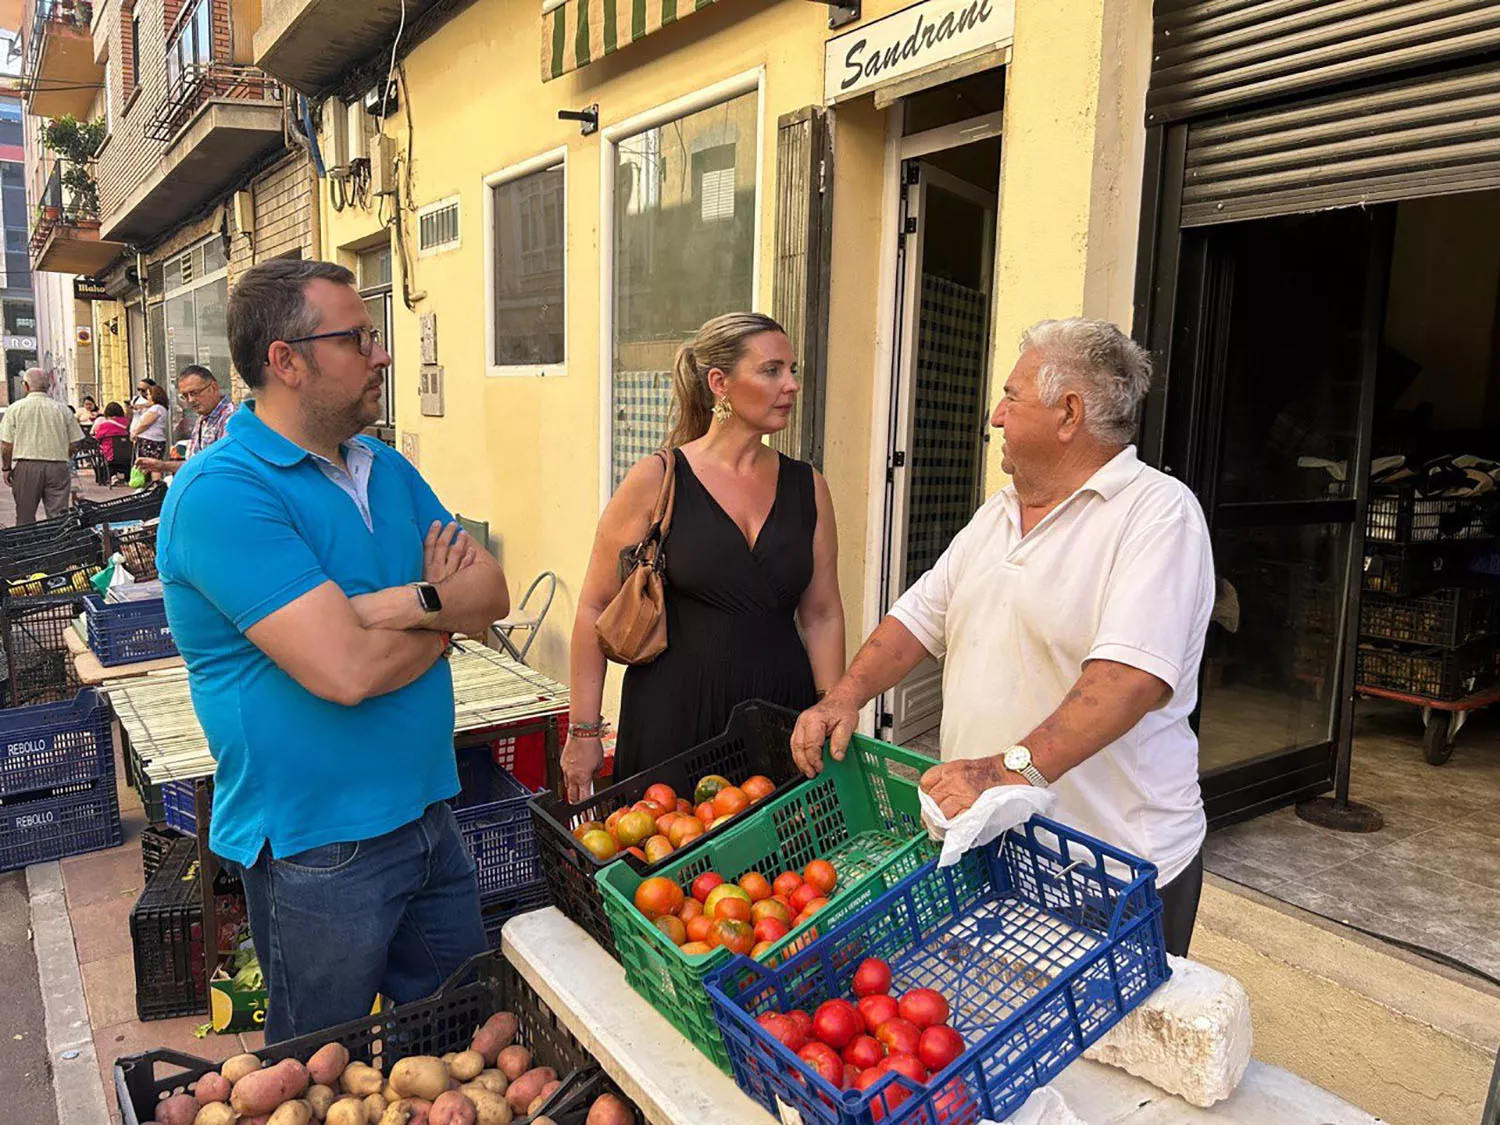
[101,522,160,582]
[1361,587,1499,648]
[0,511,82,554]
[78,484,167,528]
[1366,486,1491,545]
[1,594,85,707]
[140,825,186,881]
[0,530,105,582]
[3,563,100,602]
[1356,639,1498,702]
[530,700,801,961]
[115,951,592,1125]
[522,1065,645,1125]
[129,836,207,1021]
[1363,543,1463,597]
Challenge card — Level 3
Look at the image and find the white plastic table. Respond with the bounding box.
[502,908,1380,1125]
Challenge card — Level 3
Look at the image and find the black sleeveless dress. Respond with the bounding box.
[614,448,820,777]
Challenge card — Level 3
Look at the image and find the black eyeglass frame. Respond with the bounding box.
[280,326,384,357]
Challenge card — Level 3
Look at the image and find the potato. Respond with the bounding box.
[194,1073,232,1104]
[472,1071,507,1097]
[223,1053,264,1085]
[342,1062,385,1097]
[469,1013,516,1066]
[383,1082,400,1102]
[585,1093,634,1125]
[233,1058,311,1116]
[269,1100,315,1125]
[379,1098,432,1125]
[193,1105,236,1125]
[480,1012,518,1048]
[441,1053,457,1066]
[503,1067,555,1114]
[391,1057,450,1102]
[325,1099,366,1125]
[307,1085,337,1119]
[308,1043,352,1087]
[446,1051,484,1083]
[462,1089,512,1125]
[495,1046,531,1081]
[363,1094,388,1124]
[526,1079,562,1115]
[240,1118,272,1125]
[428,1090,476,1125]
[157,1093,200,1125]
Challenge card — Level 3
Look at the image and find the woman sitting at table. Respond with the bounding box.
[92,402,132,484]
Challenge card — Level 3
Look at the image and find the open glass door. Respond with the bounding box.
[880,154,997,745]
[1165,206,1390,825]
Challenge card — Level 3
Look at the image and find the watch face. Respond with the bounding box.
[1003,746,1030,771]
[416,583,442,612]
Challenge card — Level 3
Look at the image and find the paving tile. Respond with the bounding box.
[71,888,138,965]
[1271,883,1475,959]
[1450,934,1500,983]
[1202,850,1285,894]
[239,1029,265,1052]
[1205,806,1379,876]
[82,951,139,1030]
[1379,823,1500,894]
[61,845,145,909]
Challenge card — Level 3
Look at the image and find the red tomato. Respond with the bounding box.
[852,957,892,997]
[879,1052,929,1084]
[789,883,821,914]
[917,1025,965,1072]
[812,999,862,1051]
[858,994,899,1031]
[772,871,804,899]
[787,1009,814,1044]
[841,1035,884,1070]
[757,1011,806,1053]
[753,917,790,944]
[898,988,950,1030]
[803,859,838,894]
[644,782,677,811]
[691,872,725,903]
[874,1018,921,1057]
[798,1042,844,1088]
[843,1064,861,1090]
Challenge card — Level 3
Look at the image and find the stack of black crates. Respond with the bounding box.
[129,834,208,1020]
[1357,483,1499,757]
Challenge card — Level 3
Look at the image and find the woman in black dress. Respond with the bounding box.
[562,313,845,800]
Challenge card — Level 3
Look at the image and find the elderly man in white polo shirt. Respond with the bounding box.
[793,318,1215,955]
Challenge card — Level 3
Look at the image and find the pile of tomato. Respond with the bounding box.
[632,859,840,957]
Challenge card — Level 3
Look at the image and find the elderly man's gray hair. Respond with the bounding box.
[23,367,53,393]
[1020,318,1152,445]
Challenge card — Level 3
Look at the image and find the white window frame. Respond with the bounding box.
[483,148,568,379]
[597,67,766,509]
[416,194,462,257]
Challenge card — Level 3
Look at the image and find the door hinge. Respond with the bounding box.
[886,450,906,482]
[905,164,921,185]
[879,711,894,730]
[904,217,918,234]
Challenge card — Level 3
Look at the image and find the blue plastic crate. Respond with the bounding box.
[160,778,199,836]
[454,751,545,899]
[0,688,114,800]
[480,881,552,950]
[706,817,1169,1125]
[84,594,177,666]
[0,777,123,872]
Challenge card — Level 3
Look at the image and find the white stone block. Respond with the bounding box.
[1082,955,1253,1107]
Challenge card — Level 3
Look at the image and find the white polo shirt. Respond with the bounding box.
[890,446,1214,885]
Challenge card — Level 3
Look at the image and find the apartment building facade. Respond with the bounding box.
[21,0,319,420]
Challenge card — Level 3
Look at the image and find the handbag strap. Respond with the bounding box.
[640,450,677,563]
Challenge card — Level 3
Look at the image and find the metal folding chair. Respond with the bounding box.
[490,571,556,665]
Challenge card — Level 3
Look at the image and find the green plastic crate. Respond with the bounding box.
[595,732,937,1072]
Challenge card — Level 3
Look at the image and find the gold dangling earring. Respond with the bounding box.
[713,395,734,425]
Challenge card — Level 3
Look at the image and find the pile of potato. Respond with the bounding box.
[143,1010,566,1125]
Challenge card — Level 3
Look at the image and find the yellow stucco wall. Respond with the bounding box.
[317,0,1149,696]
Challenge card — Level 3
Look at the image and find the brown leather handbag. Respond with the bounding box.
[595,451,676,665]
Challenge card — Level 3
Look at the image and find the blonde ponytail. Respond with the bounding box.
[664,311,786,449]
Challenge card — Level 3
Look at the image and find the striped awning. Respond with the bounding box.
[543,0,721,81]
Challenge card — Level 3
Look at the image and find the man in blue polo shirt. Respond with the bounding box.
[157,258,510,1040]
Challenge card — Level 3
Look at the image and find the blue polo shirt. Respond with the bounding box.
[157,402,458,867]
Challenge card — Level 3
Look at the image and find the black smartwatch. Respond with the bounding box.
[412,581,442,622]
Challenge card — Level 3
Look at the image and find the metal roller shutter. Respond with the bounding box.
[1148,0,1500,125]
[1181,58,1500,226]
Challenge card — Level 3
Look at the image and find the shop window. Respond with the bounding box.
[150,235,232,436]
[4,302,35,335]
[486,155,565,374]
[358,244,395,442]
[608,87,759,490]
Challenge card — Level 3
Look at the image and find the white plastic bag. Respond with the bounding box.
[983,1086,1087,1125]
[918,783,1056,868]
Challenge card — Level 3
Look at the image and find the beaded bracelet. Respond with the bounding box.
[571,718,610,738]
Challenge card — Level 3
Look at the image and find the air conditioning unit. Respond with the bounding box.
[347,102,369,164]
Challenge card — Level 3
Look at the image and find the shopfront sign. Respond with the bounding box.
[74,277,109,301]
[824,0,1014,104]
[2,335,37,352]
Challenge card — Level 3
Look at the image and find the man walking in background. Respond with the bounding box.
[158,258,510,1040]
[134,364,237,476]
[0,367,86,524]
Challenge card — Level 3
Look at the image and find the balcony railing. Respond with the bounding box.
[22,0,94,91]
[143,62,282,143]
[29,161,101,255]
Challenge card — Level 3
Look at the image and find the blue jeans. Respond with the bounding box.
[237,801,486,1043]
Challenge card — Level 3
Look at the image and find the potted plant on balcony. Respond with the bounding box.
[41,115,106,223]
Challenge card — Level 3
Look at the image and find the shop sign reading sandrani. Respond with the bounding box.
[824,0,1015,104]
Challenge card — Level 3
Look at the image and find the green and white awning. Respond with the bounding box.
[543,0,721,81]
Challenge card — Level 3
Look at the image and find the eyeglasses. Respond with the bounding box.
[281,326,384,357]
